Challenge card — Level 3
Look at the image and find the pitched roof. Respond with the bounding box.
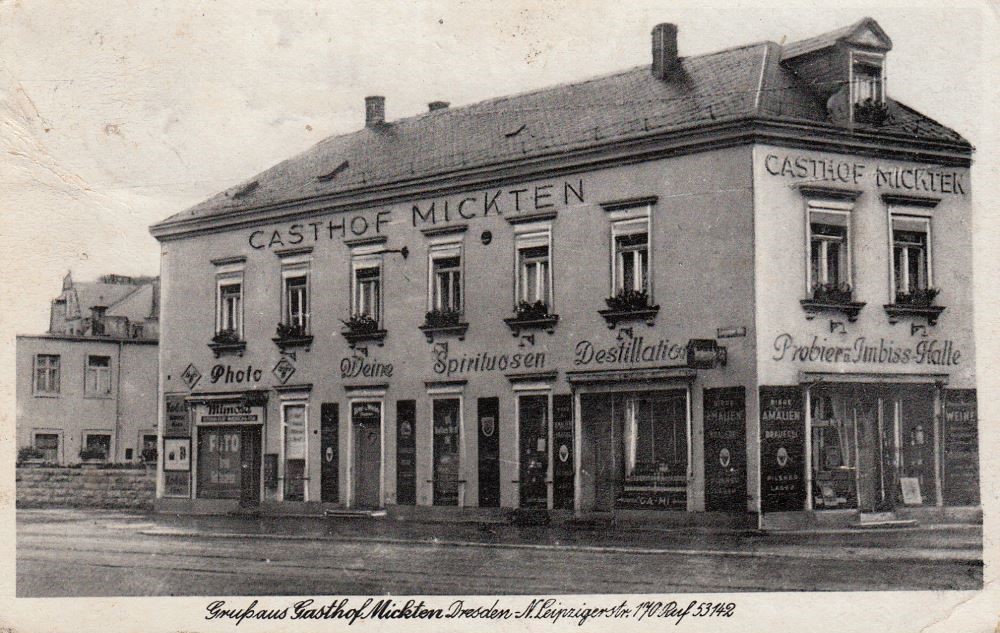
[781,17,892,60]
[154,22,969,230]
[72,282,142,314]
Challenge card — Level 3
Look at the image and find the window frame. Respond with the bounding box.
[888,211,934,300]
[279,396,310,502]
[514,225,553,310]
[849,50,886,107]
[83,431,113,461]
[282,271,310,333]
[350,252,384,323]
[427,240,464,313]
[33,430,62,463]
[610,216,652,297]
[804,200,854,295]
[84,354,112,398]
[215,277,244,338]
[33,353,61,396]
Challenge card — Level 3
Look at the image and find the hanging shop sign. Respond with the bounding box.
[771,334,961,367]
[760,386,805,512]
[165,394,191,437]
[943,389,979,506]
[703,387,747,513]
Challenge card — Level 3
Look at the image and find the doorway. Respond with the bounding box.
[351,401,382,509]
[320,403,338,503]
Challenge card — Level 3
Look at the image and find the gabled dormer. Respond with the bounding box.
[781,17,892,127]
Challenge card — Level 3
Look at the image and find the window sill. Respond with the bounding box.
[597,305,660,329]
[502,314,559,336]
[341,328,387,348]
[33,393,61,399]
[418,322,469,343]
[884,304,946,326]
[272,334,314,352]
[83,394,114,400]
[208,340,247,358]
[800,299,866,322]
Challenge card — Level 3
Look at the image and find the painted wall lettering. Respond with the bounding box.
[209,364,264,384]
[432,347,545,377]
[411,179,585,227]
[340,355,394,379]
[771,334,961,366]
[764,153,966,195]
[248,210,392,250]
[573,337,687,366]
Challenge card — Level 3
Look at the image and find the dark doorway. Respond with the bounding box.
[477,397,500,508]
[239,426,262,506]
[351,402,382,509]
[320,403,339,503]
[518,395,549,509]
[396,400,416,505]
[432,398,461,506]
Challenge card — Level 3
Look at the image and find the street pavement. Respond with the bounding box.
[16,508,982,596]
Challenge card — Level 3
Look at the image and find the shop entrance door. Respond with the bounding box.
[351,402,382,509]
[852,388,897,514]
[518,395,549,509]
[579,393,619,513]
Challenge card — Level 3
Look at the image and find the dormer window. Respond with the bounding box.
[851,54,884,105]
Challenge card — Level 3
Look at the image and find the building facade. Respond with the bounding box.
[16,273,160,465]
[150,19,979,527]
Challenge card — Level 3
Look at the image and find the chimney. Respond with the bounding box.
[651,23,680,80]
[365,95,385,127]
[428,101,450,112]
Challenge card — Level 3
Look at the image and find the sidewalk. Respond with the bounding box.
[136,511,983,563]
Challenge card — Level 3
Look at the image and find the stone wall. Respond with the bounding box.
[16,467,155,510]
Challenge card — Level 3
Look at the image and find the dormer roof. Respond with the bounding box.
[781,17,892,60]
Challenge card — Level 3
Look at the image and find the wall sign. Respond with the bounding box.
[703,387,746,513]
[198,401,263,424]
[763,153,967,196]
[164,471,190,498]
[616,489,686,511]
[163,438,191,472]
[165,394,191,437]
[760,386,805,512]
[772,334,961,367]
[943,389,979,506]
[341,355,393,379]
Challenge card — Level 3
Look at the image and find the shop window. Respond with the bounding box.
[84,355,111,396]
[429,245,462,313]
[34,354,60,395]
[891,215,932,301]
[33,433,59,462]
[283,275,310,334]
[810,393,858,510]
[623,394,687,479]
[282,402,307,502]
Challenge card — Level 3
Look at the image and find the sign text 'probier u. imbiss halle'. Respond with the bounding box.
[247,178,585,250]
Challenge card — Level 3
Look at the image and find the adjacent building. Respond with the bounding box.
[16,273,160,465]
[149,19,979,527]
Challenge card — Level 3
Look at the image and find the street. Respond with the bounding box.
[16,509,982,596]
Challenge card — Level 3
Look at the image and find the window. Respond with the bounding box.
[84,433,112,460]
[891,215,931,298]
[614,229,649,294]
[283,275,309,333]
[34,433,59,462]
[353,265,381,320]
[282,401,307,502]
[427,243,463,313]
[34,354,60,395]
[624,393,688,478]
[218,281,242,335]
[851,56,884,105]
[515,228,552,308]
[808,206,852,291]
[85,355,111,396]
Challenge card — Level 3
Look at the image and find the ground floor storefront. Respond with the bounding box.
[156,371,979,529]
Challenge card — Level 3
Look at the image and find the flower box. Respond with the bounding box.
[341,314,386,347]
[598,290,659,328]
[885,288,945,325]
[419,309,469,343]
[208,328,246,358]
[503,301,559,336]
[854,98,890,127]
[800,283,866,322]
[272,323,313,352]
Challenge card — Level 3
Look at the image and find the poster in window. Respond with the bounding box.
[760,386,805,512]
[432,399,460,506]
[284,405,306,460]
[163,438,191,471]
[943,389,979,506]
[165,394,191,437]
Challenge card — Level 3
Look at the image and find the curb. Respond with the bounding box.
[138,528,983,564]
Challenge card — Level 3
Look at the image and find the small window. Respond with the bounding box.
[891,216,932,300]
[34,433,59,462]
[85,355,111,396]
[34,354,60,395]
[852,59,884,105]
[84,433,112,460]
[614,231,649,294]
[353,265,381,321]
[432,256,462,312]
[284,275,309,333]
[218,282,243,336]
